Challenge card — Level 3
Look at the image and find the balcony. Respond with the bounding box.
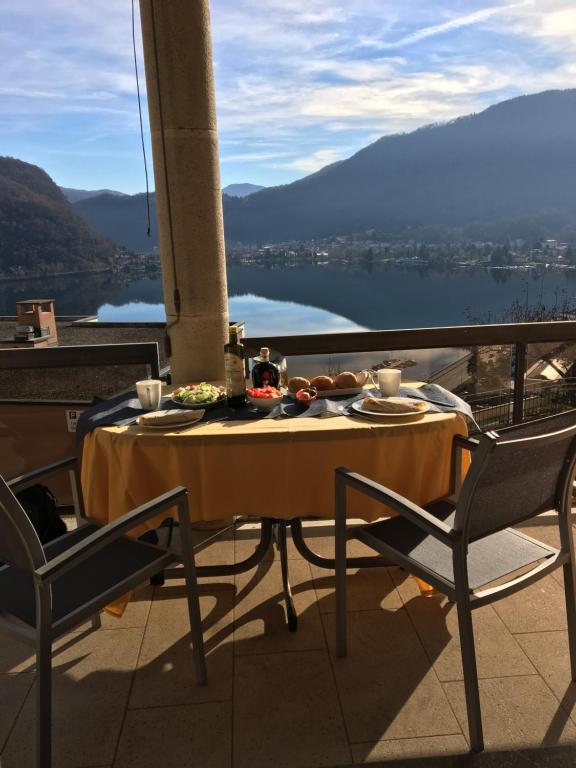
[1,321,576,767]
[1,517,575,767]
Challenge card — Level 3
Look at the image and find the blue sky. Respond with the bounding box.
[1,1,575,193]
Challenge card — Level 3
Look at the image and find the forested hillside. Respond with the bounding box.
[0,157,117,276]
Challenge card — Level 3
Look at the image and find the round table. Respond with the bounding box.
[81,410,467,529]
[81,410,468,625]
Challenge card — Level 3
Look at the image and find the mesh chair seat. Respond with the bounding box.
[354,503,556,591]
[0,523,173,627]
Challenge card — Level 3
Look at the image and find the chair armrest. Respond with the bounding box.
[453,435,479,452]
[7,456,78,492]
[335,467,454,546]
[35,486,187,584]
[447,434,479,499]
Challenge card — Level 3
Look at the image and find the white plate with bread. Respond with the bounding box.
[352,396,429,418]
[287,371,366,398]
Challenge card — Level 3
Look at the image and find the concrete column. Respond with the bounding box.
[139,0,228,384]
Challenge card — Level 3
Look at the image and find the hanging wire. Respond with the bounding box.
[131,0,151,238]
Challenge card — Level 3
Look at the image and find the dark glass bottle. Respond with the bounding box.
[252,347,280,389]
[224,325,246,408]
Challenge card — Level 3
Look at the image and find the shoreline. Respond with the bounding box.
[0,268,112,283]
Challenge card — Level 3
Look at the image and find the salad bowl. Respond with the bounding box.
[171,382,225,409]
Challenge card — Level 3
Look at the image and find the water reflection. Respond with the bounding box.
[1,262,575,333]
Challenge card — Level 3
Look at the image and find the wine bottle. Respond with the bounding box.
[224,325,246,408]
[252,347,280,389]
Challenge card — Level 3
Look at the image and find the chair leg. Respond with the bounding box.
[335,508,347,658]
[456,598,484,752]
[91,612,102,630]
[176,498,207,686]
[36,630,53,768]
[563,560,576,681]
[183,564,207,686]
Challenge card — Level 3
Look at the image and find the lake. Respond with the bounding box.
[2,261,575,379]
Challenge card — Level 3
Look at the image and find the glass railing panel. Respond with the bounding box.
[524,342,576,420]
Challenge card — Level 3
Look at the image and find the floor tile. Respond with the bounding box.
[290,529,379,561]
[323,610,460,743]
[233,650,351,768]
[1,628,143,768]
[444,675,576,750]
[402,596,535,681]
[0,634,36,675]
[115,702,231,768]
[517,523,562,550]
[516,631,576,721]
[234,522,302,563]
[191,528,236,568]
[0,674,33,752]
[130,580,234,708]
[311,566,403,614]
[99,585,154,629]
[351,734,468,763]
[233,559,326,655]
[492,576,568,634]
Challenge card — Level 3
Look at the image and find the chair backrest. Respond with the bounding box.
[0,475,46,572]
[455,410,576,542]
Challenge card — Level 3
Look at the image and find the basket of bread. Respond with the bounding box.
[288,371,366,398]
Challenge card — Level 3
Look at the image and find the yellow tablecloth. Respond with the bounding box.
[81,411,468,532]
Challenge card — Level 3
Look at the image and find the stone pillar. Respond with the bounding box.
[139,0,228,384]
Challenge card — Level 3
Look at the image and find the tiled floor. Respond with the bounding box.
[2,518,576,768]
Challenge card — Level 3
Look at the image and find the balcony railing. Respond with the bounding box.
[244,320,576,427]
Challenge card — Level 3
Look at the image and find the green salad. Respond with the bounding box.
[173,382,225,405]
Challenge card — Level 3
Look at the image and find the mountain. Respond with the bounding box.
[222,183,265,198]
[71,185,265,252]
[61,187,127,203]
[71,90,576,249]
[0,157,117,276]
[223,89,576,243]
[73,192,158,252]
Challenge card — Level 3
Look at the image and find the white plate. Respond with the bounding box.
[137,408,206,429]
[351,397,429,418]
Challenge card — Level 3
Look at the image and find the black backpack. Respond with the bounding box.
[16,484,67,545]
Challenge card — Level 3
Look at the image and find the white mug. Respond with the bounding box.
[377,368,401,396]
[136,379,162,410]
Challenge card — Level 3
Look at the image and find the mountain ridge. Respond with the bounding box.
[71,89,576,249]
[222,183,265,198]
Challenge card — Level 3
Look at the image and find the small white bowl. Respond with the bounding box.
[247,393,283,411]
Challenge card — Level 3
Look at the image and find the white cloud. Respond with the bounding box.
[378,2,532,50]
[277,148,353,173]
[2,0,576,188]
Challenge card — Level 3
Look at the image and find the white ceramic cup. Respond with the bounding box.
[136,379,162,410]
[377,368,401,396]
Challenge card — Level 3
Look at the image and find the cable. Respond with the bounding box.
[131,0,152,238]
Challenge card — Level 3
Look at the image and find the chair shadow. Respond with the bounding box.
[3,532,576,767]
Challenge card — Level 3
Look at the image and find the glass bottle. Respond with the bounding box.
[252,346,280,389]
[224,325,246,408]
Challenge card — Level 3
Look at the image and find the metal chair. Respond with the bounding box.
[335,410,576,752]
[0,456,206,768]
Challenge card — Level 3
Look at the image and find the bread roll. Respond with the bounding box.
[335,371,358,388]
[288,376,310,393]
[310,375,334,391]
